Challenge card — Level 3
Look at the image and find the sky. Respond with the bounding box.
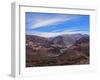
[26,12,90,37]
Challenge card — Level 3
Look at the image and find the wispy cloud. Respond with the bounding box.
[30,16,75,29]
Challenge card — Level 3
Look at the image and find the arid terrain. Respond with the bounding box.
[26,34,89,67]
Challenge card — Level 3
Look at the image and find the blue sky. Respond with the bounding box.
[26,12,90,37]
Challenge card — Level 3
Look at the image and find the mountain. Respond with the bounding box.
[74,35,89,45]
[48,33,85,47]
[26,35,48,46]
[72,35,89,56]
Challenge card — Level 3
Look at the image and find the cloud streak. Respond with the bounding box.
[30,16,75,29]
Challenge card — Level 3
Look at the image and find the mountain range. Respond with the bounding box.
[26,33,89,67]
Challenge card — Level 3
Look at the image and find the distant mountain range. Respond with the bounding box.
[26,33,89,67]
[26,33,89,47]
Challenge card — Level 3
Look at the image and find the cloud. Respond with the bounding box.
[27,30,89,38]
[30,16,75,29]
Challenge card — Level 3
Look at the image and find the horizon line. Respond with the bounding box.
[26,32,89,38]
